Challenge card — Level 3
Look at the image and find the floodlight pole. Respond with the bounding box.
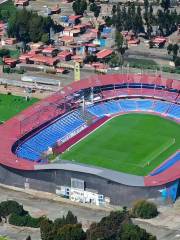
[91,87,94,104]
[82,95,85,117]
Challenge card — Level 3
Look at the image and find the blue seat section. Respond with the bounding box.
[154,101,171,114]
[16,110,86,161]
[119,99,137,111]
[150,152,180,176]
[136,100,154,111]
[88,101,123,117]
[104,101,122,114]
[167,104,180,119]
[88,103,108,117]
[88,100,180,119]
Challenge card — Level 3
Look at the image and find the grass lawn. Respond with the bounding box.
[127,58,157,66]
[62,114,180,176]
[0,94,38,122]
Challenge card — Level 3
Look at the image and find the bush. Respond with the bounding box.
[132,200,158,219]
[0,200,27,218]
[9,213,44,228]
[118,223,157,240]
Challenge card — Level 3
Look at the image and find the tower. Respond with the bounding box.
[74,61,80,81]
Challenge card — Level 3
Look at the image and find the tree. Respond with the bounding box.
[161,0,170,12]
[26,236,31,240]
[167,43,173,54]
[174,57,180,67]
[134,5,144,34]
[56,224,86,240]
[172,44,179,58]
[132,200,158,219]
[8,8,54,43]
[72,0,87,15]
[109,53,123,67]
[90,3,101,18]
[41,33,49,44]
[0,49,10,58]
[86,211,130,240]
[115,31,125,55]
[112,5,117,15]
[40,218,54,240]
[118,223,157,240]
[66,211,78,225]
[0,200,27,219]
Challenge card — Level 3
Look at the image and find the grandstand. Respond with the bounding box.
[0,74,180,206]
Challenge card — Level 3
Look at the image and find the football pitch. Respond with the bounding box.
[62,114,180,176]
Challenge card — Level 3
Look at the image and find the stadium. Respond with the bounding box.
[0,74,180,206]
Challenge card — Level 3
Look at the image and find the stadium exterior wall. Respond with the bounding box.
[0,164,163,206]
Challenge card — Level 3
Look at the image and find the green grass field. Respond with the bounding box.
[0,94,38,122]
[62,114,180,176]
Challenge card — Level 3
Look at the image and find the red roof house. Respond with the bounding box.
[58,51,72,61]
[96,49,113,59]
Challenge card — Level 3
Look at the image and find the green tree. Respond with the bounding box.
[72,0,87,15]
[66,211,78,225]
[118,223,157,240]
[161,0,170,12]
[115,31,125,55]
[0,49,10,58]
[41,33,49,44]
[56,224,86,240]
[172,44,179,58]
[109,53,122,67]
[174,57,180,67]
[86,211,130,240]
[167,43,173,54]
[0,200,27,219]
[40,218,54,240]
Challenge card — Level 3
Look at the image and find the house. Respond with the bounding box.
[28,55,59,66]
[3,57,17,68]
[59,36,74,46]
[128,39,140,46]
[14,0,29,6]
[61,27,81,37]
[51,5,61,14]
[56,67,67,74]
[58,51,72,61]
[29,42,44,50]
[96,49,113,61]
[152,37,166,48]
[68,15,82,25]
[4,38,17,45]
[84,43,98,54]
[42,46,59,57]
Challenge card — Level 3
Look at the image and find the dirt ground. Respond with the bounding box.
[0,186,109,240]
[0,85,52,99]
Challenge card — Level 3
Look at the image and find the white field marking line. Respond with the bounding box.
[62,116,112,153]
[141,138,176,167]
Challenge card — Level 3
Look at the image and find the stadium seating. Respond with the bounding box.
[16,98,180,162]
[167,104,180,119]
[87,100,180,119]
[16,110,87,161]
